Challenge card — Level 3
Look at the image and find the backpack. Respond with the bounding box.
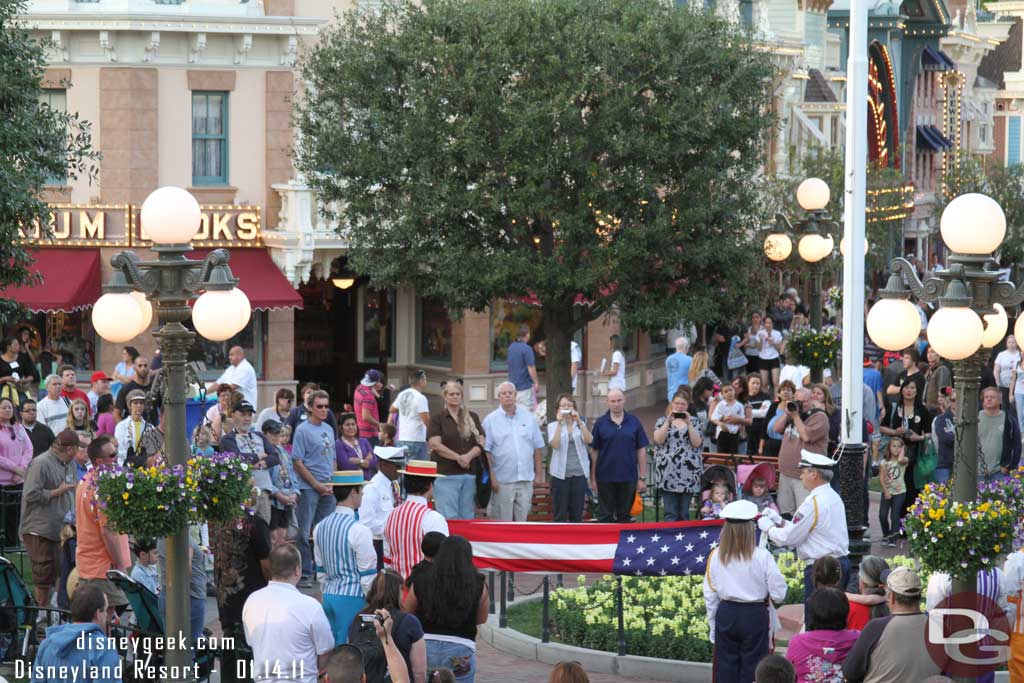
[348,609,407,683]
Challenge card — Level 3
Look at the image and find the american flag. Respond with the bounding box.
[447,520,725,575]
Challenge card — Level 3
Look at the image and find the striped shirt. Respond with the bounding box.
[383,495,448,579]
[313,506,377,598]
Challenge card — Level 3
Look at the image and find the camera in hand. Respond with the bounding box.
[359,613,383,628]
[673,412,689,420]
[786,401,798,412]
[560,409,572,416]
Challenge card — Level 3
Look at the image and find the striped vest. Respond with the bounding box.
[383,500,429,580]
[314,511,366,598]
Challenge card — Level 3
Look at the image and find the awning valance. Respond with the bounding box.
[916,124,954,153]
[0,248,101,313]
[188,249,302,310]
[922,45,956,71]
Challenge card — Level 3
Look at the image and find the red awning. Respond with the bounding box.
[1,248,102,313]
[189,249,302,310]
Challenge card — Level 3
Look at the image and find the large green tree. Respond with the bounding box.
[0,0,99,324]
[297,0,776,411]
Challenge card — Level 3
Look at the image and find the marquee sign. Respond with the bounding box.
[20,204,262,248]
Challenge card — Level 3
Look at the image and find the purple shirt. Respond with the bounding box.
[335,437,377,480]
[0,424,32,485]
[96,412,117,437]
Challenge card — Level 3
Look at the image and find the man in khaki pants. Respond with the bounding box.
[771,388,829,517]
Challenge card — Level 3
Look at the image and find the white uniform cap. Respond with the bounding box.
[720,499,758,522]
[373,446,408,462]
[799,450,838,469]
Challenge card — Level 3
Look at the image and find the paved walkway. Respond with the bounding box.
[474,638,672,683]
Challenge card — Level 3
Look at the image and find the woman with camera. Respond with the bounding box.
[652,388,704,521]
[547,394,593,522]
[348,569,427,683]
[880,380,931,521]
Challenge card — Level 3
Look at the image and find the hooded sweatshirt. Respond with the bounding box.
[30,622,121,683]
[786,628,860,683]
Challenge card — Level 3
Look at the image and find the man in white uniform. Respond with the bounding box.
[208,346,258,408]
[358,446,407,568]
[760,450,849,602]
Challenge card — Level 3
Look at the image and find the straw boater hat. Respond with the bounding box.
[397,460,446,478]
[329,471,368,487]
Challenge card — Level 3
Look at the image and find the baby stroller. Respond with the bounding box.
[699,465,737,519]
[737,461,780,515]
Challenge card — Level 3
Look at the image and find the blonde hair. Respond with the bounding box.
[884,436,905,460]
[689,351,709,384]
[717,520,755,566]
[66,398,93,436]
[443,380,479,440]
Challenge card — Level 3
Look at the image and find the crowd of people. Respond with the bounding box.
[6,281,1024,683]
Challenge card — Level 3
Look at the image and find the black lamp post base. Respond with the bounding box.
[837,442,868,591]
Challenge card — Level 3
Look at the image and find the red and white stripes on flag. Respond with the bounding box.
[447,519,725,573]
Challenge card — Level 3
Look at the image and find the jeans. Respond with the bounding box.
[434,473,476,519]
[934,467,951,484]
[1017,393,1024,435]
[296,488,337,578]
[159,591,207,644]
[551,475,588,522]
[396,441,427,460]
[596,481,637,523]
[878,492,905,537]
[426,638,476,682]
[661,492,693,522]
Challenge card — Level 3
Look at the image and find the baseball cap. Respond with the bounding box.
[886,566,922,596]
[233,400,255,414]
[55,429,80,449]
[90,371,112,382]
[261,419,283,434]
[361,369,383,386]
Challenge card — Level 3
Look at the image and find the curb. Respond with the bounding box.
[481,594,711,681]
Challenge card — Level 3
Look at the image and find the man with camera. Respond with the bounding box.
[771,387,828,517]
[322,610,410,683]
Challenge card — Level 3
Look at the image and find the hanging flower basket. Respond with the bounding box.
[784,326,841,371]
[906,483,1017,581]
[187,452,254,524]
[94,464,192,539]
[825,286,842,312]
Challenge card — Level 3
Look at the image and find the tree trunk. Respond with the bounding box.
[542,303,577,425]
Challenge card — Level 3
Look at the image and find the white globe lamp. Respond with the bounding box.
[763,233,792,261]
[927,307,984,360]
[866,298,921,351]
[940,193,1006,255]
[798,234,833,263]
[796,178,830,211]
[982,303,1008,348]
[92,292,146,343]
[1015,314,1024,350]
[141,187,202,245]
[192,290,240,341]
[129,291,153,332]
[229,288,252,331]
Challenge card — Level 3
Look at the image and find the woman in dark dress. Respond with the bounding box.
[880,381,931,524]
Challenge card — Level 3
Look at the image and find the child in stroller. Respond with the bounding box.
[699,465,736,520]
[738,461,780,516]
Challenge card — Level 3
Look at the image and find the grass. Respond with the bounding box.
[507,600,544,639]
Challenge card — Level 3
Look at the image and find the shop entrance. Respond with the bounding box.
[294,278,391,413]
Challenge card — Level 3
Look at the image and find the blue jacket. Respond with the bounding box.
[934,409,955,470]
[30,622,121,683]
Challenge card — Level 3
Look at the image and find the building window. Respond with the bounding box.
[39,89,68,185]
[360,288,396,363]
[188,311,266,381]
[980,123,988,144]
[192,92,229,185]
[417,297,452,364]
[490,302,545,372]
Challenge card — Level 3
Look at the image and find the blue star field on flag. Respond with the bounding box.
[611,523,734,576]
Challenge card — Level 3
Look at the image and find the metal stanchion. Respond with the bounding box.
[615,576,626,656]
[541,575,551,643]
[499,571,508,628]
[488,571,496,614]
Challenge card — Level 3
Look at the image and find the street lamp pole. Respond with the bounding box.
[92,189,250,679]
[868,193,1020,601]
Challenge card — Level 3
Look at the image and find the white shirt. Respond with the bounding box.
[996,349,1021,389]
[391,387,429,442]
[779,364,810,388]
[359,471,398,540]
[766,482,849,563]
[36,396,69,432]
[546,421,590,480]
[570,341,583,391]
[609,350,626,391]
[381,494,449,568]
[114,416,150,466]
[483,405,545,484]
[242,581,334,683]
[711,400,745,435]
[757,330,783,360]
[213,358,258,408]
[1004,552,1024,632]
[703,546,788,642]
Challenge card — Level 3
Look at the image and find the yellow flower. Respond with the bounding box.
[212,497,219,503]
[122,492,129,501]
[995,544,1002,553]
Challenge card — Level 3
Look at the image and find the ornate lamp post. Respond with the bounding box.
[91,187,251,675]
[866,192,1018,600]
[763,178,850,383]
